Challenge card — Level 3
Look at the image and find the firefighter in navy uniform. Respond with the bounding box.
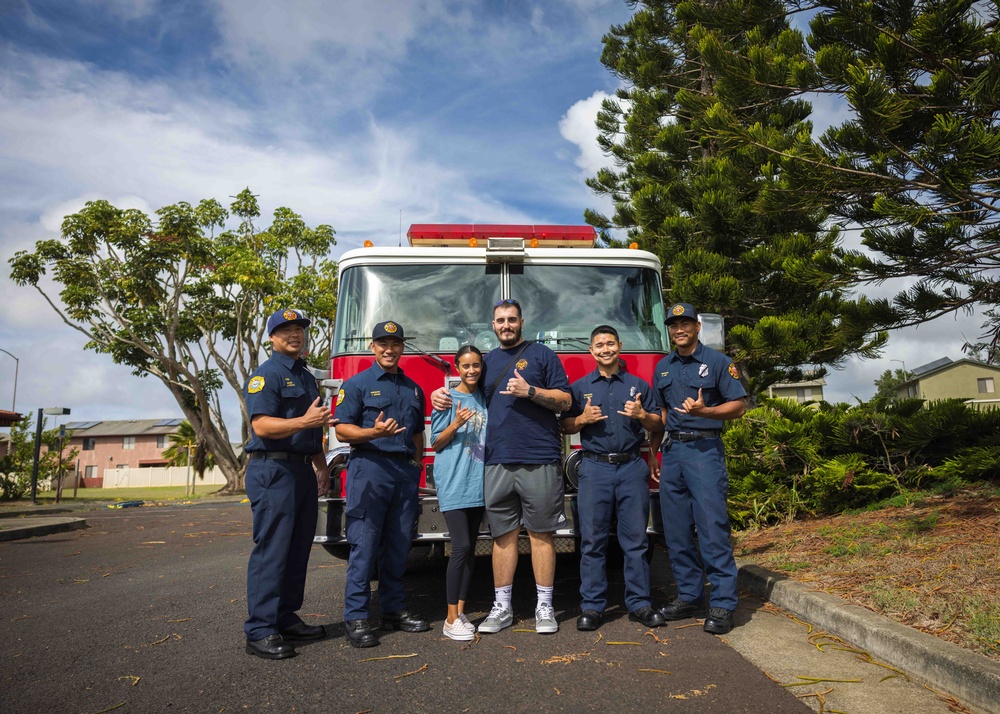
[560,325,666,631]
[334,320,430,648]
[651,303,746,635]
[243,309,334,660]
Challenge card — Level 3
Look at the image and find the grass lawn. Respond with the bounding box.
[0,485,238,507]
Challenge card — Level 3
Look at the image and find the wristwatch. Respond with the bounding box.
[528,386,536,398]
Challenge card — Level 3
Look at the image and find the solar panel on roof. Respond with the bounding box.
[152,418,184,427]
[68,420,101,429]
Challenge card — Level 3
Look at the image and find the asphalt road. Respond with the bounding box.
[1,503,811,713]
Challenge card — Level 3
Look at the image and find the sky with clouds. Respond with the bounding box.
[0,0,982,433]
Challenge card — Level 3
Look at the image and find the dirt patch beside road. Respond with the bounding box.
[733,488,1000,662]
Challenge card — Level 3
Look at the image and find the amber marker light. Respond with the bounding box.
[469,237,478,247]
[629,242,639,249]
[364,239,374,248]
[529,238,539,248]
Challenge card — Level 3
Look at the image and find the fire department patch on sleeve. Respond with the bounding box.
[728,363,739,379]
[336,389,345,406]
[247,376,265,394]
[516,359,528,370]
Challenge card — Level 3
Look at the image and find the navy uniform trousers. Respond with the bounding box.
[343,451,419,621]
[244,457,317,640]
[659,436,738,610]
[578,455,652,613]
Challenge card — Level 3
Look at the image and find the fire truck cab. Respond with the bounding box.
[314,224,722,560]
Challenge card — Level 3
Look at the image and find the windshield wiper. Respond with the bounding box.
[545,336,591,348]
[404,340,452,371]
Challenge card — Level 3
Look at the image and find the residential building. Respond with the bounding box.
[767,378,827,404]
[897,358,1000,409]
[64,418,185,487]
[0,410,25,461]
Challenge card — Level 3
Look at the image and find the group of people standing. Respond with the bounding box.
[240,299,746,659]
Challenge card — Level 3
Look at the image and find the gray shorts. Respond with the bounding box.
[484,463,566,537]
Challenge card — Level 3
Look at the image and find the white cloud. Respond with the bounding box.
[210,0,436,66]
[0,53,524,249]
[559,90,613,177]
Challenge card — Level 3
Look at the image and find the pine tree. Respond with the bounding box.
[756,0,1000,346]
[588,0,889,393]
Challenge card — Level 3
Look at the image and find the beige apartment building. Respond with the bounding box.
[767,378,827,404]
[897,358,1000,409]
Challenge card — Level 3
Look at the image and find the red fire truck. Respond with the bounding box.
[314,224,722,560]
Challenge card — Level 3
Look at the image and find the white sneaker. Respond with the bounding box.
[443,617,476,641]
[535,603,558,634]
[458,612,474,629]
[478,602,513,633]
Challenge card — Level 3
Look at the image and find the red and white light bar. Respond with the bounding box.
[407,224,597,248]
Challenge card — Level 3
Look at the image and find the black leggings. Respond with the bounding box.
[443,507,485,605]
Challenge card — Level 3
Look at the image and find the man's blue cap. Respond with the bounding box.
[372,320,405,341]
[665,302,699,324]
[266,309,311,335]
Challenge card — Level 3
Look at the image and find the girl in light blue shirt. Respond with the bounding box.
[431,345,487,641]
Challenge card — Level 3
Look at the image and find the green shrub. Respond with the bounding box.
[723,396,1000,526]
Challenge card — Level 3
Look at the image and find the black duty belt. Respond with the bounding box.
[669,430,721,442]
[583,450,641,465]
[352,449,415,462]
[249,451,312,464]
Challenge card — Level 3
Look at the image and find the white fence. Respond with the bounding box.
[99,465,229,489]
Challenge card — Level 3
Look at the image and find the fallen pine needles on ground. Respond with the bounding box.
[734,488,1000,661]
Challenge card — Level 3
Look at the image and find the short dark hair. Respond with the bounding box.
[493,298,522,319]
[590,325,620,343]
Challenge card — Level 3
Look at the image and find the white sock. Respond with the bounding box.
[495,585,512,609]
[536,584,553,608]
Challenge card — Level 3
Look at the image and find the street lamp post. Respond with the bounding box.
[0,348,18,412]
[31,407,71,505]
[890,358,907,375]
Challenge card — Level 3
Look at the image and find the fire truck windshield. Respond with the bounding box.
[332,262,668,354]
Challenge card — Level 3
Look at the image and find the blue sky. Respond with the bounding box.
[0,0,977,430]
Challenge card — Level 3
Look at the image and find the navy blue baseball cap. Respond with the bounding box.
[665,303,699,324]
[372,320,405,341]
[266,309,311,335]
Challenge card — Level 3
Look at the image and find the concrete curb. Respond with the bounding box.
[0,517,88,542]
[737,560,1000,714]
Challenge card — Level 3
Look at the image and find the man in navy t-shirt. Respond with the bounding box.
[432,298,571,634]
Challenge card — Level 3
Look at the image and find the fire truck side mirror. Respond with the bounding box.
[699,313,725,351]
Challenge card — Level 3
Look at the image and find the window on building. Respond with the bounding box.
[979,377,996,394]
[83,437,96,451]
[123,436,135,450]
[117,464,127,469]
[157,435,168,449]
[796,388,809,401]
[85,465,96,478]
